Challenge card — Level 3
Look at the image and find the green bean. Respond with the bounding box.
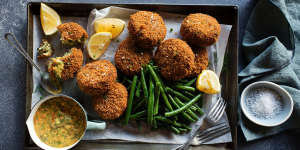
[168,94,180,108]
[175,82,184,86]
[154,82,160,115]
[192,104,204,115]
[177,79,189,83]
[157,118,191,130]
[195,104,203,110]
[184,78,197,86]
[166,87,190,101]
[155,116,173,124]
[153,118,158,129]
[183,91,195,98]
[178,128,188,133]
[168,94,195,122]
[147,77,155,125]
[173,121,190,129]
[172,121,182,127]
[155,116,192,131]
[181,124,192,130]
[152,65,159,70]
[171,85,195,98]
[141,68,148,101]
[155,116,183,127]
[193,104,201,109]
[158,76,165,87]
[130,110,146,119]
[148,65,173,111]
[175,85,196,92]
[124,75,138,125]
[172,115,178,121]
[174,97,198,120]
[190,106,197,111]
[135,80,142,98]
[160,86,173,111]
[171,126,180,134]
[165,94,202,117]
[151,65,165,88]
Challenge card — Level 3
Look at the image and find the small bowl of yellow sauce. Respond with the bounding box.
[26,95,106,150]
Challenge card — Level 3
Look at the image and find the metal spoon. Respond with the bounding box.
[4,32,62,94]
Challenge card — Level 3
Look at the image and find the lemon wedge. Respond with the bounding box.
[196,70,221,94]
[94,18,125,39]
[87,32,112,60]
[40,3,61,35]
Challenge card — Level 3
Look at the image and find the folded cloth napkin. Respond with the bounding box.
[239,0,300,141]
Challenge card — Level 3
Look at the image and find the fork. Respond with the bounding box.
[206,97,227,123]
[179,96,228,150]
[193,122,230,145]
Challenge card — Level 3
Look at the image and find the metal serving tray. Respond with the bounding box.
[25,2,238,149]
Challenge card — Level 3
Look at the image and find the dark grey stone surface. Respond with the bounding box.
[0,0,28,150]
[0,0,298,150]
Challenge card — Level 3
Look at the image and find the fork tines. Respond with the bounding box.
[195,122,230,144]
[207,97,227,123]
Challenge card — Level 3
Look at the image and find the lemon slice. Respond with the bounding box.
[87,32,112,60]
[94,18,125,39]
[196,70,221,94]
[40,3,61,35]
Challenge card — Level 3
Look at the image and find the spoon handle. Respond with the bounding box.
[4,32,41,72]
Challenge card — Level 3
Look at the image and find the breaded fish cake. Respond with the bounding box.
[48,48,83,80]
[115,38,152,76]
[190,47,208,77]
[93,82,128,120]
[180,13,221,47]
[77,60,117,96]
[57,22,88,45]
[128,11,167,49]
[154,38,195,81]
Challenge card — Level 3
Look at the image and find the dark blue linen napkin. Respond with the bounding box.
[239,0,300,141]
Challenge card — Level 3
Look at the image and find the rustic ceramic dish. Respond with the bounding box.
[26,95,106,150]
[240,81,293,127]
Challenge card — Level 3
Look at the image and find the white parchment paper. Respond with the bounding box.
[31,6,232,145]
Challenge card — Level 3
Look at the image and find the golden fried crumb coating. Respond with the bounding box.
[60,48,83,80]
[93,82,128,120]
[190,47,208,77]
[77,60,117,96]
[48,47,83,81]
[115,38,152,76]
[154,38,195,81]
[57,22,88,45]
[180,13,221,47]
[128,11,166,49]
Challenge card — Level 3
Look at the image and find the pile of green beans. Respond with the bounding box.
[122,63,204,134]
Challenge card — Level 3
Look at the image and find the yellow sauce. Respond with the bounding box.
[34,97,86,148]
